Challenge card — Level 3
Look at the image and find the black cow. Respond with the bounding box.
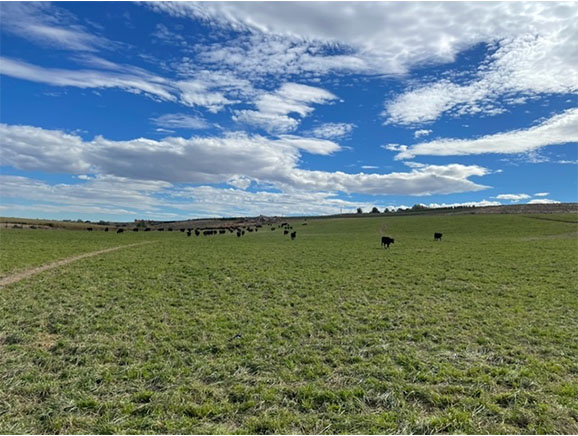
[434,232,443,241]
[116,228,124,234]
[86,227,93,231]
[284,230,289,235]
[104,227,109,232]
[187,230,192,237]
[290,231,296,240]
[133,228,139,232]
[381,236,394,248]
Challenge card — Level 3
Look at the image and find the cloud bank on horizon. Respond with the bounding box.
[0,2,576,220]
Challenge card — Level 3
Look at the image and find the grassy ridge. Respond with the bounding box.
[1,214,577,433]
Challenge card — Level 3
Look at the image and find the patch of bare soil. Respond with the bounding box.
[0,241,155,287]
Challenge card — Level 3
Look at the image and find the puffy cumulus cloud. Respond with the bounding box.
[528,198,561,204]
[414,129,432,139]
[0,2,113,52]
[312,122,356,139]
[1,123,491,197]
[281,164,490,196]
[395,109,578,159]
[423,200,502,209]
[0,123,91,173]
[496,193,531,201]
[234,83,337,133]
[151,113,209,130]
[150,2,578,80]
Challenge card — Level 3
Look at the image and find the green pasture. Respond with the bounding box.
[1,213,577,433]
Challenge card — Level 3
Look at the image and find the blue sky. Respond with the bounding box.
[1,2,576,221]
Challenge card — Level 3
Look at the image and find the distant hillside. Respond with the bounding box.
[1,203,576,230]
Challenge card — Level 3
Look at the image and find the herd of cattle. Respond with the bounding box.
[89,223,444,247]
[94,222,298,240]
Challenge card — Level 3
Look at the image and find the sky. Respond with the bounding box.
[0,1,577,221]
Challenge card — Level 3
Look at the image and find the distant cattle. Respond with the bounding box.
[116,228,124,234]
[86,227,93,231]
[133,228,139,232]
[284,230,289,235]
[434,232,443,241]
[104,227,109,232]
[291,231,296,240]
[195,229,200,236]
[381,236,394,248]
[219,229,226,234]
[187,230,192,237]
[158,228,164,232]
[144,228,151,232]
[180,229,185,232]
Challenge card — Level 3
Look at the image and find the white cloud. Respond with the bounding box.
[528,198,561,204]
[534,192,550,197]
[0,3,113,52]
[149,2,578,83]
[423,200,502,209]
[0,123,491,197]
[414,129,432,139]
[384,31,578,124]
[233,82,337,133]
[0,57,177,103]
[151,113,209,130]
[312,122,356,139]
[395,108,578,159]
[496,193,531,201]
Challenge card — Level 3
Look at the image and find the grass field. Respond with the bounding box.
[1,213,577,434]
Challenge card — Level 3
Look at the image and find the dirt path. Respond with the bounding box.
[0,241,156,287]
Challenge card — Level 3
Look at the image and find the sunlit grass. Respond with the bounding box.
[1,213,577,433]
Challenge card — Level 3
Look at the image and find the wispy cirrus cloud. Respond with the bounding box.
[150,113,209,130]
[395,108,578,159]
[0,2,113,52]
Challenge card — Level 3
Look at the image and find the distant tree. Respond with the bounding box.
[356,207,363,214]
[411,204,428,211]
[371,207,380,214]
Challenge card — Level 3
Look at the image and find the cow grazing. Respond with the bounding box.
[381,236,394,248]
[284,230,289,235]
[133,228,139,232]
[187,230,192,237]
[104,227,109,232]
[116,228,124,234]
[291,231,296,240]
[434,232,443,241]
[86,227,93,231]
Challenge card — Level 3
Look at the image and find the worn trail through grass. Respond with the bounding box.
[0,241,156,287]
